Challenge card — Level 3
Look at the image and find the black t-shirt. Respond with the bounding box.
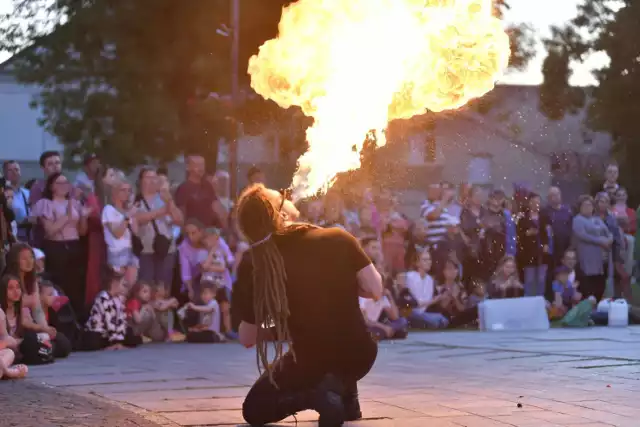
[233,226,375,363]
[175,179,220,227]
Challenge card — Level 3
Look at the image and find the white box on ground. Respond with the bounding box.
[478,296,550,331]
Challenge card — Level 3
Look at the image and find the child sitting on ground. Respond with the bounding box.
[82,269,139,351]
[183,282,225,343]
[151,283,183,342]
[0,309,28,379]
[38,280,72,358]
[551,265,582,318]
[489,255,524,299]
[126,281,166,343]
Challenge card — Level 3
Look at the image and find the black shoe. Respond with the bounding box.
[343,383,362,421]
[312,374,346,427]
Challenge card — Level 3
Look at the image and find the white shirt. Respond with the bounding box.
[406,271,435,308]
[359,296,391,323]
[102,204,132,252]
[201,299,221,333]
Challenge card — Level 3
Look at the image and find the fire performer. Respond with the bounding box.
[232,184,382,427]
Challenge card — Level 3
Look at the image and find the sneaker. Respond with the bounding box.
[225,331,239,340]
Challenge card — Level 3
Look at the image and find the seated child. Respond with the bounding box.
[38,280,72,358]
[82,269,140,351]
[200,227,234,295]
[151,283,183,342]
[359,289,408,341]
[0,309,28,379]
[184,282,225,343]
[551,265,582,317]
[488,255,524,299]
[126,281,166,343]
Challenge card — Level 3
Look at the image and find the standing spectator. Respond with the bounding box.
[3,161,30,242]
[431,218,469,281]
[480,190,517,281]
[636,205,640,281]
[602,163,619,198]
[319,191,346,228]
[572,195,612,302]
[83,167,119,307]
[102,178,139,286]
[175,154,227,230]
[405,218,430,270]
[595,192,625,297]
[246,166,265,186]
[422,182,460,246]
[419,182,442,219]
[32,173,90,316]
[541,187,573,268]
[135,168,183,291]
[28,151,63,248]
[73,154,102,194]
[460,185,486,284]
[517,193,549,297]
[28,151,63,207]
[214,171,234,214]
[611,187,636,235]
[381,213,409,276]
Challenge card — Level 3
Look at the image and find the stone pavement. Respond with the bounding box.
[13,327,640,426]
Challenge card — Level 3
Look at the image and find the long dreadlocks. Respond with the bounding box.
[236,184,294,387]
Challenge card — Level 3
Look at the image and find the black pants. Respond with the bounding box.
[43,239,87,319]
[53,332,72,358]
[242,343,377,426]
[79,328,141,351]
[581,274,606,302]
[186,330,220,343]
[17,330,54,365]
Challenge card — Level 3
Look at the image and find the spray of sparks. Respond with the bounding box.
[249,0,510,200]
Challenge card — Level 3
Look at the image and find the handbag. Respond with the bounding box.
[142,198,171,258]
[130,223,144,257]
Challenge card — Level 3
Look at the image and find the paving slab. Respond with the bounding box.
[8,327,640,426]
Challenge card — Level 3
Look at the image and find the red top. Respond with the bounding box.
[125,298,141,317]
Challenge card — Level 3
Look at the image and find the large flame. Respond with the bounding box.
[249,0,510,200]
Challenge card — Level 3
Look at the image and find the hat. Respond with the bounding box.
[83,153,99,165]
[33,248,45,260]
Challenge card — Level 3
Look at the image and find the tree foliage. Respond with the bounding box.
[0,0,534,170]
[539,0,640,202]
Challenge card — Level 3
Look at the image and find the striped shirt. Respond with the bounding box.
[420,201,460,245]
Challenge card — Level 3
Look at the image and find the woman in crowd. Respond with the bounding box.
[135,167,183,291]
[611,187,636,235]
[381,213,409,277]
[516,193,549,297]
[0,279,28,378]
[32,172,90,316]
[572,195,613,302]
[4,243,71,358]
[488,255,524,299]
[405,250,449,329]
[102,177,139,286]
[429,258,478,328]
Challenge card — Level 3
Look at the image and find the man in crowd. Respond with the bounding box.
[480,189,517,280]
[2,160,30,242]
[542,187,573,265]
[73,153,102,194]
[422,181,460,246]
[246,166,265,186]
[29,150,63,206]
[175,154,227,229]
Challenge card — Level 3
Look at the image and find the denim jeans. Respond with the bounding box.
[523,265,548,297]
[139,252,176,291]
[409,309,449,329]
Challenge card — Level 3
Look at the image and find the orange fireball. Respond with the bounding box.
[249,0,510,200]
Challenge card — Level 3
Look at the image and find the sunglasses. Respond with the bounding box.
[278,188,292,211]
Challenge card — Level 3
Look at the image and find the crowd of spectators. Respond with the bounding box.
[0,150,637,379]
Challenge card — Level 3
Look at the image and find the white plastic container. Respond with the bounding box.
[597,299,611,313]
[478,296,550,331]
[608,299,629,327]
